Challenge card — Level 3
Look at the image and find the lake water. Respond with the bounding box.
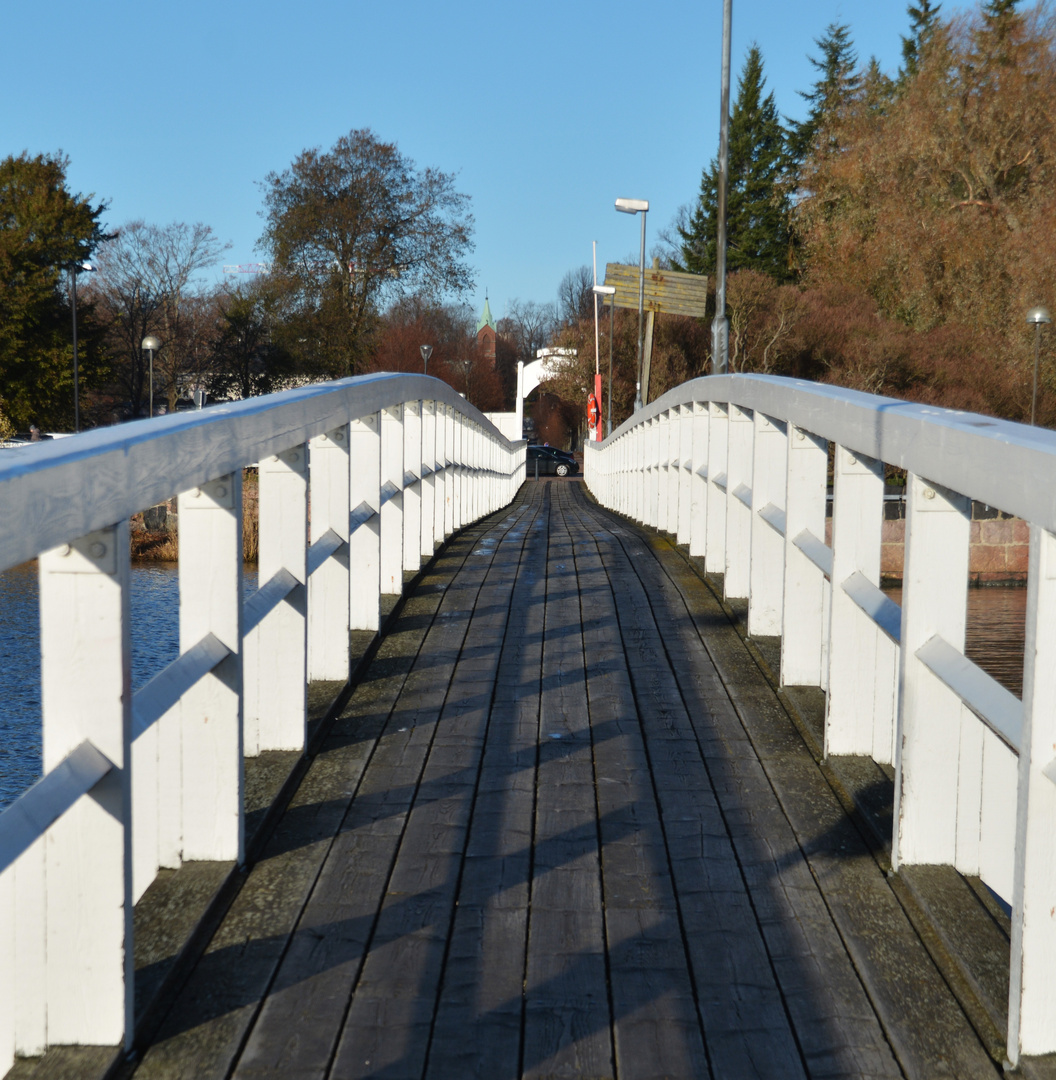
[0,568,1028,812]
[0,563,257,811]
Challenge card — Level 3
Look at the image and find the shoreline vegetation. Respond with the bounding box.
[130,470,259,564]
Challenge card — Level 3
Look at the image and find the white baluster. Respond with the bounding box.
[403,401,422,573]
[307,429,351,681]
[178,475,244,863]
[39,525,132,1046]
[349,414,381,631]
[724,405,754,599]
[252,446,308,748]
[894,473,971,868]
[421,402,437,560]
[380,405,405,595]
[688,401,709,558]
[781,427,829,687]
[748,413,787,637]
[1009,525,1056,1062]
[706,402,729,576]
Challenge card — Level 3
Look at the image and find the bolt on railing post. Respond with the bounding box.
[349,413,382,631]
[177,474,244,864]
[894,473,971,870]
[781,426,829,688]
[307,428,350,682]
[36,525,133,1049]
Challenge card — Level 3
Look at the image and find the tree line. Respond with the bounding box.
[539,0,1056,436]
[0,131,492,434]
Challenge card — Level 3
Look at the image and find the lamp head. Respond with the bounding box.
[592,284,616,296]
[615,198,649,214]
[1027,306,1052,325]
[420,344,433,361]
[141,335,161,351]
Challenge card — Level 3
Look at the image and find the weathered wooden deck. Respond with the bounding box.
[113,480,1020,1080]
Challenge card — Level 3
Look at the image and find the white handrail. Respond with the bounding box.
[585,373,1056,1066]
[0,373,526,1071]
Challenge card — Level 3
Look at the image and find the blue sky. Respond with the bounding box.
[7,0,970,322]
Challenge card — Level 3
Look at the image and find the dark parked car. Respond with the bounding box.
[527,445,579,477]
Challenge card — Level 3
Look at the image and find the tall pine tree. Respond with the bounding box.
[678,45,791,280]
[900,0,941,80]
[788,23,859,166]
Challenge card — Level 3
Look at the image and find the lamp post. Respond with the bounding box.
[420,343,433,375]
[141,336,161,418]
[593,284,616,436]
[1027,306,1052,426]
[615,198,649,411]
[70,261,95,432]
[712,0,733,375]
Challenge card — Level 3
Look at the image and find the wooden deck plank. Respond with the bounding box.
[522,489,613,1080]
[572,490,995,1080]
[117,480,1015,1080]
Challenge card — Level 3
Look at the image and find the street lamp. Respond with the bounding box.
[615,198,649,412]
[713,0,733,375]
[70,261,95,432]
[593,284,616,436]
[141,336,161,418]
[420,343,433,375]
[1027,306,1052,426]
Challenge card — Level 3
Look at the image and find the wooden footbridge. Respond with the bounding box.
[3,374,1056,1079]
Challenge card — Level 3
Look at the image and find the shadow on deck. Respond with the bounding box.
[11,480,1052,1080]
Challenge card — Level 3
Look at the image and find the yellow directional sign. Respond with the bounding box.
[602,263,709,318]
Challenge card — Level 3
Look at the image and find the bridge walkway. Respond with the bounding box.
[117,480,1007,1080]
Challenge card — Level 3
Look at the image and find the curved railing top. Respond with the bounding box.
[0,372,512,574]
[593,373,1056,535]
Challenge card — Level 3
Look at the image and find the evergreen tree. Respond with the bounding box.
[0,152,110,428]
[788,23,859,166]
[900,0,941,80]
[678,46,792,280]
[981,0,1022,50]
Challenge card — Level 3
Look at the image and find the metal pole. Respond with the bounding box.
[712,0,733,375]
[634,211,647,411]
[607,299,614,437]
[149,349,154,419]
[1033,322,1041,426]
[70,272,80,433]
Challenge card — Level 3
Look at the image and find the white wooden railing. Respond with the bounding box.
[585,373,1056,1067]
[0,373,525,1070]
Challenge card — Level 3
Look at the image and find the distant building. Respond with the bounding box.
[477,295,497,367]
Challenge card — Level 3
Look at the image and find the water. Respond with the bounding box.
[0,562,258,811]
[884,586,1027,697]
[0,569,1028,812]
